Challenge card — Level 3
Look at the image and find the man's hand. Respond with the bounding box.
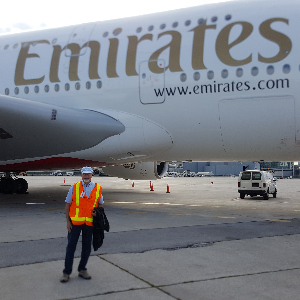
[67,218,72,233]
[65,203,72,233]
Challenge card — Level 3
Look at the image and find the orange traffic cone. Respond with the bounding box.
[166,185,170,193]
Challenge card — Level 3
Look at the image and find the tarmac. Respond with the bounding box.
[1,175,300,300]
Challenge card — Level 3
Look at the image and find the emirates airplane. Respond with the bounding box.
[0,0,299,193]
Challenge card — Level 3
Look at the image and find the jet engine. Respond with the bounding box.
[103,162,168,180]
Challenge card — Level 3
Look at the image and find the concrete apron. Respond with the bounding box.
[1,234,299,300]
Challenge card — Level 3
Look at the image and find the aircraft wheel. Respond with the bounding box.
[0,178,16,194]
[15,178,28,194]
[240,193,245,199]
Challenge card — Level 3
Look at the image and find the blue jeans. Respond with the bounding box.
[63,224,93,275]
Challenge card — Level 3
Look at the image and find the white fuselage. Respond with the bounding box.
[0,0,299,171]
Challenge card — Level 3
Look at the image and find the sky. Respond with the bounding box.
[0,0,230,35]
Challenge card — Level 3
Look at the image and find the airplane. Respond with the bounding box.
[0,0,299,194]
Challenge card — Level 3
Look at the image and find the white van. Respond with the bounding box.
[238,170,277,200]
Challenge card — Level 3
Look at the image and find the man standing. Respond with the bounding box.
[60,166,104,283]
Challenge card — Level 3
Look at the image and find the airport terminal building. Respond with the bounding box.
[178,162,296,177]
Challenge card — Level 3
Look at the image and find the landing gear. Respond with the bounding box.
[0,173,28,194]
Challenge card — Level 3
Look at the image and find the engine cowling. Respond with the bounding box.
[103,162,168,180]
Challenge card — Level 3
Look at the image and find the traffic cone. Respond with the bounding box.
[166,185,170,193]
[150,184,154,191]
[132,182,134,187]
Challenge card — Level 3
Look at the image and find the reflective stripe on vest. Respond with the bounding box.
[69,182,102,226]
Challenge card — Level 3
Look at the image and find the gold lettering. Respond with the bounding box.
[50,41,101,82]
[216,22,253,66]
[126,34,153,76]
[15,40,50,85]
[50,45,63,82]
[107,39,119,78]
[258,18,291,63]
[190,20,216,70]
[87,41,101,79]
[149,31,183,73]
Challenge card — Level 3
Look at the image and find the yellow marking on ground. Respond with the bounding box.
[265,219,291,223]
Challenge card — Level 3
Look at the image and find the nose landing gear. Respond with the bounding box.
[0,173,28,194]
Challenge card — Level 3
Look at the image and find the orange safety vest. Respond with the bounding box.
[69,181,102,226]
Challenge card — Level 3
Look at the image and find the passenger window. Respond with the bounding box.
[24,86,29,94]
[221,69,228,78]
[180,73,187,82]
[14,87,19,95]
[241,172,251,180]
[5,88,9,95]
[283,64,290,74]
[236,68,243,77]
[65,83,70,91]
[252,172,261,180]
[251,67,258,76]
[207,71,214,80]
[86,81,91,89]
[193,72,200,81]
[97,80,102,89]
[267,65,274,75]
[34,86,39,93]
[75,82,80,90]
[54,84,59,92]
[45,85,49,93]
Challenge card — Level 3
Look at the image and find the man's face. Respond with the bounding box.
[81,173,92,185]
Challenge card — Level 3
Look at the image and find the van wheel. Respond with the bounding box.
[263,193,269,200]
[240,193,245,199]
[273,189,277,198]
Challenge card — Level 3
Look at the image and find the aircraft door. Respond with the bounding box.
[66,23,96,57]
[139,60,165,104]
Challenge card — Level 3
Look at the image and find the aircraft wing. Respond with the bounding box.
[0,95,125,161]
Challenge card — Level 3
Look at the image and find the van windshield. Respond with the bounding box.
[252,172,261,180]
[241,172,251,180]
